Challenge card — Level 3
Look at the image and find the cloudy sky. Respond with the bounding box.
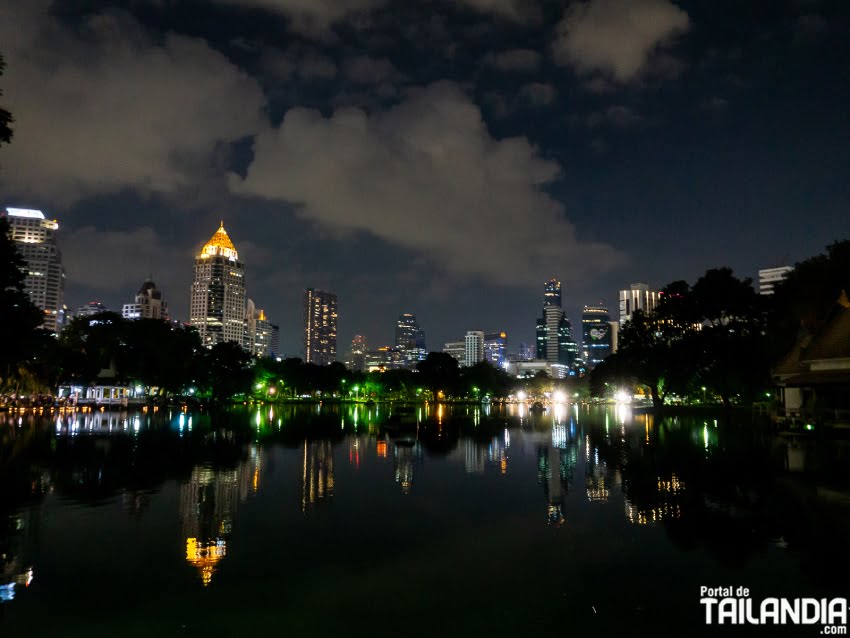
[0,0,848,356]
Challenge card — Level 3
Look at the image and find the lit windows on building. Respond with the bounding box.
[189,222,246,347]
[2,207,65,333]
[304,288,338,365]
[618,282,660,325]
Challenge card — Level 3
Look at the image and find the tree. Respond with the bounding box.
[198,342,253,402]
[0,216,44,395]
[416,352,460,401]
[770,239,850,360]
[0,53,12,147]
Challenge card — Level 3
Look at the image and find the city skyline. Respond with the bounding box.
[1,1,848,355]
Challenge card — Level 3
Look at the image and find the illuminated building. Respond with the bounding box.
[190,222,246,347]
[121,277,168,320]
[301,440,334,511]
[347,334,368,371]
[364,345,405,372]
[395,313,427,368]
[3,207,65,332]
[535,279,578,367]
[483,331,508,367]
[544,277,561,307]
[304,288,337,365]
[758,265,793,295]
[245,298,273,357]
[442,340,465,363]
[179,448,262,586]
[581,305,611,368]
[75,300,110,317]
[517,342,535,361]
[618,282,659,325]
[464,330,485,367]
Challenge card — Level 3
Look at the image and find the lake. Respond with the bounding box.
[1,403,849,636]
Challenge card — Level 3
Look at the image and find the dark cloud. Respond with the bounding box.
[483,48,542,73]
[230,81,625,286]
[0,1,265,205]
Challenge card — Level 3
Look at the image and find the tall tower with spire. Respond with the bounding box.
[190,222,246,347]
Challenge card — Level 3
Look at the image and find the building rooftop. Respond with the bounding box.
[200,222,238,260]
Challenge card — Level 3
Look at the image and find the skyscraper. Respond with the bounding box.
[483,331,508,367]
[347,335,368,371]
[304,288,338,365]
[395,313,426,367]
[190,222,246,347]
[581,305,612,368]
[122,278,168,320]
[245,299,273,358]
[618,282,660,325]
[544,278,561,307]
[536,278,578,367]
[464,331,485,367]
[3,207,65,333]
[758,266,793,295]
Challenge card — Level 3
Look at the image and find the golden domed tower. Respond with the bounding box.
[189,222,246,347]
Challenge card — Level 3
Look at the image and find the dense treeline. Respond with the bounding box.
[590,240,850,408]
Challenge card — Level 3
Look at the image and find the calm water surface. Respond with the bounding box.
[1,403,849,637]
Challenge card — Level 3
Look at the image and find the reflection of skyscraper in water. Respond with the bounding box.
[180,447,262,586]
[585,442,610,503]
[301,440,335,511]
[393,443,421,494]
[537,433,579,525]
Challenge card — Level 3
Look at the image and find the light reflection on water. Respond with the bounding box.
[1,403,850,634]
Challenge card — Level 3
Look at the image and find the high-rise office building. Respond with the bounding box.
[245,299,273,358]
[395,313,427,367]
[618,282,660,325]
[581,305,612,368]
[484,331,508,367]
[544,278,561,307]
[122,278,168,320]
[464,331,485,367]
[347,335,368,371]
[3,207,65,333]
[190,223,246,347]
[304,288,337,365]
[758,266,793,295]
[536,278,578,367]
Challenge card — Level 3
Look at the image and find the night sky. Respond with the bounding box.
[1,0,848,356]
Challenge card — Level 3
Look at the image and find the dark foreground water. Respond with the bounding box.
[1,403,849,637]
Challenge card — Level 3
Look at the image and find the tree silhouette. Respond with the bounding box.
[0,53,12,147]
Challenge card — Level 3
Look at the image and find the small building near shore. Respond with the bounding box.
[773,292,850,419]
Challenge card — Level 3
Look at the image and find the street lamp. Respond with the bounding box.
[702,386,707,403]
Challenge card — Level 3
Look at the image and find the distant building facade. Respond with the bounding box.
[536,278,578,367]
[122,278,168,320]
[581,305,612,368]
[483,331,508,367]
[618,282,660,325]
[3,207,65,332]
[76,301,110,318]
[304,288,338,365]
[758,266,793,295]
[464,331,485,367]
[190,223,246,347]
[347,335,368,371]
[395,313,427,368]
[245,299,273,358]
[443,340,465,363]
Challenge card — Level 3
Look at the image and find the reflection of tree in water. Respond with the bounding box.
[0,509,36,604]
[586,413,847,572]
